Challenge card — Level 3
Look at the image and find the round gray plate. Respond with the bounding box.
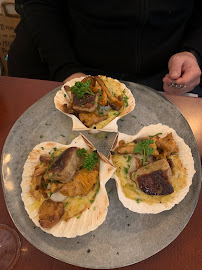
[1,82,201,269]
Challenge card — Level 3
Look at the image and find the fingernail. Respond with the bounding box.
[170,71,178,77]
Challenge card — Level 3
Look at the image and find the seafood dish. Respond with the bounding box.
[54,75,135,132]
[109,124,195,213]
[21,135,115,237]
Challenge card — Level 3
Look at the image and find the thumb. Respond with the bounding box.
[168,57,183,80]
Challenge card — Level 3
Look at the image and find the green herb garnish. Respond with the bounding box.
[90,200,94,204]
[49,192,53,197]
[77,215,81,219]
[149,133,162,138]
[51,179,57,183]
[53,147,57,151]
[41,147,44,150]
[133,139,154,165]
[91,181,100,201]
[64,94,66,97]
[93,206,96,210]
[71,80,94,99]
[122,90,129,107]
[78,148,98,170]
[83,152,98,171]
[64,202,69,207]
[127,156,131,162]
[60,134,65,137]
[136,198,141,203]
[132,172,136,178]
[131,115,136,119]
[40,135,43,138]
[77,148,87,157]
[124,167,129,174]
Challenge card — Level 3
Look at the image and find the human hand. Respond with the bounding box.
[163,52,201,95]
[63,72,86,84]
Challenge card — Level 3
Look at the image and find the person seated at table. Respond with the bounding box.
[8,0,202,96]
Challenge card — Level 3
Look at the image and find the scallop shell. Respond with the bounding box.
[21,134,116,237]
[108,123,196,214]
[54,76,135,133]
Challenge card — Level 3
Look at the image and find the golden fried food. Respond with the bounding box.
[95,76,124,110]
[79,112,107,127]
[38,199,64,228]
[156,133,179,156]
[116,144,136,154]
[60,169,98,197]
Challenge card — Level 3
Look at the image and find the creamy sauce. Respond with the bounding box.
[93,109,122,129]
[62,180,99,220]
[112,154,187,205]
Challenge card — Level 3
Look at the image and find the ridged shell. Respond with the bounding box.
[21,134,116,237]
[54,76,135,133]
[108,123,196,214]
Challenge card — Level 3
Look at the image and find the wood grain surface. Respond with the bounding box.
[0,76,201,270]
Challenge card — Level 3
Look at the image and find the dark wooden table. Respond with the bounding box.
[0,76,202,270]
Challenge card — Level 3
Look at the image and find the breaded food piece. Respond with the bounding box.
[156,133,179,155]
[38,199,64,228]
[79,112,107,127]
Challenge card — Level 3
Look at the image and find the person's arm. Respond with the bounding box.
[20,0,82,81]
[163,0,202,95]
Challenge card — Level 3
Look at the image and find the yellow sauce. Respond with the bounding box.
[62,180,99,221]
[112,154,187,205]
[93,109,122,129]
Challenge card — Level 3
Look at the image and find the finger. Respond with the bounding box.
[162,74,173,85]
[168,56,184,80]
[163,82,192,95]
[176,67,201,86]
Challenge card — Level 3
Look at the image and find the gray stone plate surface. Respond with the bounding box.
[1,82,201,269]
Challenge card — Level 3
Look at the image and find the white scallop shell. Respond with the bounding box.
[109,123,196,214]
[54,76,135,133]
[21,134,116,237]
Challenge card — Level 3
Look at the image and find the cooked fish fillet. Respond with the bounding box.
[130,159,173,195]
[44,147,83,183]
[73,94,99,112]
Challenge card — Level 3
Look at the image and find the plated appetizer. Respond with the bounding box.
[54,75,135,132]
[109,124,195,213]
[21,135,115,237]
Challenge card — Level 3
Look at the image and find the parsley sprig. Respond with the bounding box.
[77,148,99,170]
[71,80,94,99]
[133,139,154,165]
